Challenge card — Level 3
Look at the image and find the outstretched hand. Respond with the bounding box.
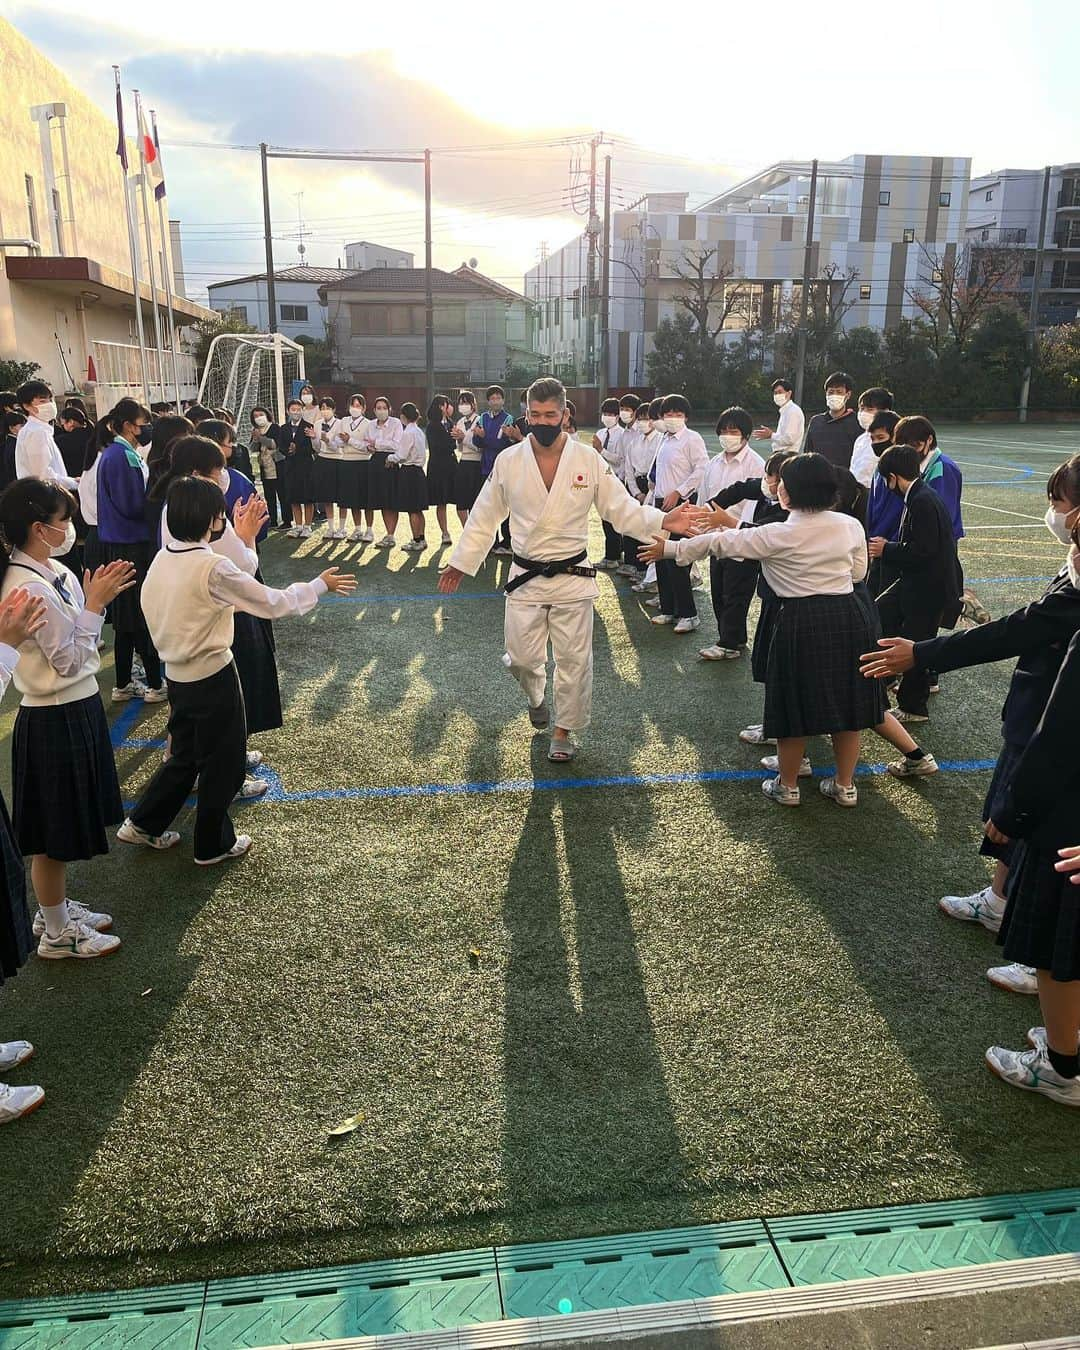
[859,637,916,679]
[319,567,357,595]
[438,566,465,594]
[0,588,47,647]
[1056,846,1080,885]
[697,504,740,532]
[637,535,667,566]
[662,501,710,535]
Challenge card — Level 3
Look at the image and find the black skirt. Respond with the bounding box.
[288,451,319,505]
[979,739,1022,864]
[82,524,103,575]
[367,451,394,510]
[12,694,123,861]
[316,456,344,503]
[751,587,781,685]
[338,460,369,512]
[394,464,429,513]
[100,538,155,636]
[231,610,282,735]
[0,791,31,986]
[426,450,458,506]
[1000,840,1080,980]
[454,460,484,511]
[763,591,887,740]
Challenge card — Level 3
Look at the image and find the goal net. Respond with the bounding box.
[198,333,305,428]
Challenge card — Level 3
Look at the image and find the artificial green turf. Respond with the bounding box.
[0,422,1078,1299]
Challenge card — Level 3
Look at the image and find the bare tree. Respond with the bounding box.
[906,242,1023,355]
[670,246,753,342]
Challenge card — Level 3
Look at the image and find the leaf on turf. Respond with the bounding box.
[328,1111,366,1137]
[141,988,153,997]
[468,947,481,967]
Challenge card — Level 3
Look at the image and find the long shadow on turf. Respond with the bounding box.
[499,738,689,1221]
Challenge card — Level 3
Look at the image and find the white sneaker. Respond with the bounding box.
[287,526,301,538]
[234,775,268,801]
[375,534,396,549]
[761,754,812,778]
[632,580,658,594]
[1027,1026,1080,1052]
[402,538,425,552]
[440,532,453,546]
[988,963,1039,995]
[116,818,182,851]
[887,753,939,778]
[362,528,375,543]
[335,528,348,540]
[347,529,365,543]
[246,750,263,770]
[195,834,252,866]
[761,776,800,806]
[644,595,661,608]
[111,683,139,703]
[739,724,775,746]
[986,1043,1080,1107]
[650,613,675,625]
[673,617,701,634]
[939,885,1006,933]
[300,526,313,538]
[141,685,168,704]
[0,1040,34,1072]
[33,899,112,940]
[699,644,742,660]
[893,708,929,724]
[38,920,121,960]
[615,564,638,577]
[820,776,858,807]
[0,1081,45,1125]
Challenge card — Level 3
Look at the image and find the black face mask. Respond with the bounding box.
[209,522,226,542]
[137,425,153,446]
[530,422,562,448]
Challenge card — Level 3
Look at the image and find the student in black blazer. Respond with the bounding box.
[867,444,963,721]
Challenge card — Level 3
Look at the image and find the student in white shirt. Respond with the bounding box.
[752,379,805,459]
[617,403,658,578]
[696,407,765,660]
[118,476,356,864]
[642,453,887,808]
[633,397,667,597]
[389,402,429,552]
[13,380,78,491]
[650,394,709,633]
[849,386,895,489]
[451,390,483,529]
[337,394,376,544]
[592,397,626,569]
[314,397,348,540]
[366,396,406,548]
[0,479,134,959]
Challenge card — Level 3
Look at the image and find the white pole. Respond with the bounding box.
[273,332,286,424]
[133,90,165,401]
[114,68,151,403]
[151,111,183,409]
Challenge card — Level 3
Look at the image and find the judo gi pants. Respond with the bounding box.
[503,598,594,732]
[709,556,758,649]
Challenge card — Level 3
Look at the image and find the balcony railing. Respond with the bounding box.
[91,341,198,415]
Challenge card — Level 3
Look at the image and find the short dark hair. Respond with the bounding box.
[458,389,477,406]
[110,397,151,431]
[764,449,798,478]
[648,397,664,418]
[0,477,76,564]
[400,401,420,423]
[635,405,652,420]
[0,392,16,412]
[780,453,839,511]
[2,411,27,433]
[869,410,900,439]
[165,475,227,543]
[185,403,214,424]
[1047,453,1080,508]
[16,379,52,410]
[249,405,272,424]
[197,419,233,447]
[618,393,642,410]
[485,385,505,399]
[876,444,922,483]
[893,414,937,452]
[147,415,195,491]
[287,399,302,411]
[858,386,894,411]
[319,396,336,409]
[60,407,87,426]
[600,397,620,414]
[527,377,566,409]
[426,396,448,422]
[348,393,366,408]
[716,406,753,439]
[771,378,794,394]
[660,393,691,416]
[212,407,235,425]
[824,371,854,393]
[373,395,391,411]
[149,433,226,503]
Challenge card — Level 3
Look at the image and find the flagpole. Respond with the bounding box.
[114,67,151,403]
[133,89,165,402]
[150,109,182,409]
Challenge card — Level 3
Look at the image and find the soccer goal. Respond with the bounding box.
[198,332,306,427]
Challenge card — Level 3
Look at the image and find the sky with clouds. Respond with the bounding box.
[4,0,1078,302]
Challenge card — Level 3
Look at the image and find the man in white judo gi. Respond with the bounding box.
[438,377,703,761]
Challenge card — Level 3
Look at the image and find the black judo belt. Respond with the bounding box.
[504,549,596,595]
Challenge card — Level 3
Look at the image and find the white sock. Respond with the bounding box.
[41,900,69,938]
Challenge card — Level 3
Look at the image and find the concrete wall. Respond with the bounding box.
[208,278,330,340]
[344,242,414,270]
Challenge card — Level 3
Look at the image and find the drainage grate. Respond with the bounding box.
[0,1281,206,1350]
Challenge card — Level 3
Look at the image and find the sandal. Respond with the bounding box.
[548,735,576,762]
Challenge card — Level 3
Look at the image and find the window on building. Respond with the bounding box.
[939,191,951,207]
[903,228,915,243]
[219,304,248,323]
[985,189,993,201]
[554,297,562,326]
[434,305,465,336]
[932,269,944,284]
[349,303,433,335]
[572,289,580,321]
[24,175,38,243]
[878,191,891,206]
[1023,260,1036,277]
[859,284,872,300]
[981,228,989,241]
[51,189,64,254]
[280,304,308,322]
[1051,260,1080,289]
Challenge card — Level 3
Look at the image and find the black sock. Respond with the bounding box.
[1047,1047,1080,1079]
[905,746,927,760]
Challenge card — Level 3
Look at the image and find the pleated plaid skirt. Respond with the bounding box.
[751,587,781,685]
[12,694,123,861]
[232,610,282,736]
[1000,840,1080,981]
[763,591,887,740]
[0,792,31,985]
[978,739,1022,865]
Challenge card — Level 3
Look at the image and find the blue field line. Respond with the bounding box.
[108,700,145,748]
[967,574,1055,584]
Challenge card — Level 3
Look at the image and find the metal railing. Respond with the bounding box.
[90,340,198,414]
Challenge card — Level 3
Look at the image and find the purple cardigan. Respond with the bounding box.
[96,439,151,545]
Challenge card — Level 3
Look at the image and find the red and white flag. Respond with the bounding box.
[137,102,166,201]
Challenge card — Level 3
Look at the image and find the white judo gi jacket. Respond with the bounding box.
[448,436,667,603]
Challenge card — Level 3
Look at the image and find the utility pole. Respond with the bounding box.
[424,148,435,406]
[1019,164,1052,424]
[793,157,819,408]
[585,131,603,384]
[599,153,612,403]
[260,142,277,334]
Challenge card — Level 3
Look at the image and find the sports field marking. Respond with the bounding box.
[946,436,1079,453]
[959,499,1046,521]
[963,523,1047,530]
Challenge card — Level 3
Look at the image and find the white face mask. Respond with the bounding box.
[44,519,76,557]
[618,409,634,424]
[857,409,875,430]
[217,467,230,492]
[637,421,652,435]
[376,409,389,423]
[663,415,686,434]
[601,413,618,428]
[826,393,848,412]
[719,433,743,453]
[301,393,314,406]
[253,415,269,428]
[1069,545,1080,590]
[350,405,364,416]
[773,392,788,407]
[458,403,472,417]
[1045,504,1076,546]
[320,410,335,422]
[35,400,58,422]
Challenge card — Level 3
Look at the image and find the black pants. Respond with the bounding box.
[879,593,938,717]
[655,536,696,619]
[130,662,247,861]
[262,476,286,526]
[115,631,162,689]
[602,519,623,562]
[622,530,645,572]
[709,556,759,649]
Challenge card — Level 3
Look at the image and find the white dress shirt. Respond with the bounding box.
[207,554,327,617]
[455,415,480,462]
[772,399,805,454]
[370,415,404,454]
[666,509,867,597]
[849,431,877,489]
[339,415,373,461]
[0,642,19,696]
[653,427,709,501]
[15,417,79,490]
[0,550,102,705]
[79,456,100,526]
[596,425,624,472]
[699,443,766,525]
[390,423,427,468]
